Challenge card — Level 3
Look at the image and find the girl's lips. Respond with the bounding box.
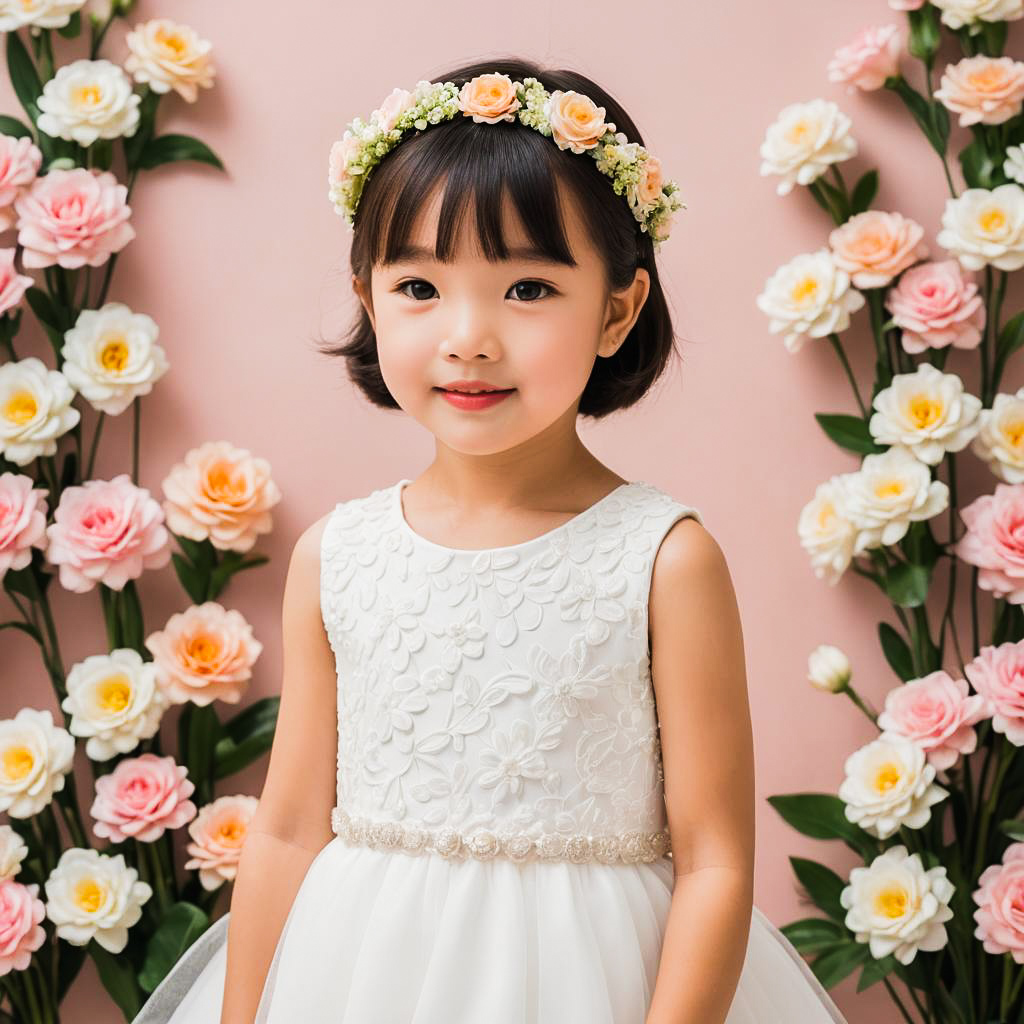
[435,387,515,411]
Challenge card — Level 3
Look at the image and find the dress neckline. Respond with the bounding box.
[392,478,636,555]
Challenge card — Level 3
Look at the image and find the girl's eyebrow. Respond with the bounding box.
[391,243,564,265]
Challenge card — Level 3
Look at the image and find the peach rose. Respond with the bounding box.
[44,474,171,593]
[0,880,44,976]
[91,753,197,843]
[458,73,521,124]
[0,473,47,579]
[885,259,985,353]
[956,484,1024,609]
[161,440,281,553]
[829,209,930,289]
[144,601,262,706]
[0,136,41,233]
[14,167,134,270]
[973,842,1024,962]
[184,794,258,891]
[0,248,33,317]
[546,89,612,154]
[876,671,990,770]
[963,638,1024,744]
[635,155,665,208]
[828,24,905,92]
[935,56,1024,127]
[372,87,415,132]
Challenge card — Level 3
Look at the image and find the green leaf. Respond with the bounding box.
[1000,818,1024,841]
[856,953,898,992]
[5,32,42,128]
[137,134,225,172]
[907,5,941,65]
[814,413,885,457]
[960,136,1000,190]
[60,448,78,490]
[57,942,88,1001]
[900,520,943,569]
[849,171,878,216]
[790,856,848,922]
[171,552,207,605]
[0,620,42,642]
[208,553,269,600]
[214,696,279,779]
[89,940,143,1019]
[122,88,161,170]
[996,311,1024,381]
[179,703,222,805]
[977,18,1008,57]
[780,916,846,954]
[882,560,932,608]
[878,622,915,681]
[0,114,32,139]
[56,9,81,37]
[886,76,945,156]
[811,941,872,989]
[767,793,875,856]
[138,901,209,993]
[2,565,36,600]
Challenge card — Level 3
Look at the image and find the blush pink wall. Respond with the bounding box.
[4,0,1021,1020]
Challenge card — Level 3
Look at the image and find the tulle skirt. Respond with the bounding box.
[131,836,849,1023]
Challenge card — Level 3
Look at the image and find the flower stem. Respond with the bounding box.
[882,976,923,1024]
[827,333,868,418]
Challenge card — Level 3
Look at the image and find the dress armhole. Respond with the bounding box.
[319,504,339,641]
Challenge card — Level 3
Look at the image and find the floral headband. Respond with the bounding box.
[327,72,684,250]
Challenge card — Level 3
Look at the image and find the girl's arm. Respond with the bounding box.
[218,515,339,1024]
[645,519,756,1024]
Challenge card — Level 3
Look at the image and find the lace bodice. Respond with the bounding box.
[319,479,703,864]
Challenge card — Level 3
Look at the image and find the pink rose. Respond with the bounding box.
[974,842,1024,962]
[636,155,665,208]
[14,167,135,270]
[184,794,258,891]
[0,473,48,579]
[829,210,929,289]
[955,484,1024,607]
[828,25,905,92]
[45,474,171,593]
[328,131,362,190]
[886,259,986,353]
[91,753,197,843]
[372,87,416,132]
[546,90,613,154]
[876,671,990,770]
[935,56,1024,127]
[964,639,1024,745]
[0,880,45,976]
[0,248,33,318]
[0,136,42,232]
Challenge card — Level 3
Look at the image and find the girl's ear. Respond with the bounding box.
[598,267,651,358]
[352,274,376,332]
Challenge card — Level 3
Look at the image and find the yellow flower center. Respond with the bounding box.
[875,761,902,791]
[204,461,246,504]
[908,395,943,429]
[874,884,909,919]
[72,84,102,108]
[74,879,106,914]
[99,337,130,374]
[875,479,904,499]
[980,207,1007,234]
[968,67,1005,92]
[817,500,835,529]
[187,631,222,672]
[2,745,34,781]
[3,389,37,425]
[1004,419,1024,449]
[156,28,186,57]
[790,276,818,303]
[217,820,246,847]
[787,119,810,143]
[97,674,133,713]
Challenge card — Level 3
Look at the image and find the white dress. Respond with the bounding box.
[132,479,850,1024]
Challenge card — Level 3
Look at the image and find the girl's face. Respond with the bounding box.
[352,181,649,460]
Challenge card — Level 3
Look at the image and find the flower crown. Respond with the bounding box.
[327,72,685,250]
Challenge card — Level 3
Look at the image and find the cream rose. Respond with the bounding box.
[36,59,140,147]
[808,644,852,693]
[798,476,860,584]
[938,184,1024,271]
[931,0,1024,31]
[934,56,1024,126]
[0,825,28,882]
[0,0,87,32]
[457,73,521,124]
[0,708,75,818]
[1006,144,1024,185]
[829,210,930,289]
[123,19,216,104]
[759,99,858,196]
[0,357,80,467]
[545,90,612,154]
[972,388,1024,482]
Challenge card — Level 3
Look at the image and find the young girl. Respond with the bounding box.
[133,58,850,1024]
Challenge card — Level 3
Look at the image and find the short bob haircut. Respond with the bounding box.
[319,56,684,420]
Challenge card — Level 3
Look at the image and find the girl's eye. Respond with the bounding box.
[394,280,554,302]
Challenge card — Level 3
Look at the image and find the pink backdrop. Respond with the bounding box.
[4,1,1022,1020]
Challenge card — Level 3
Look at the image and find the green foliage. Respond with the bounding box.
[814,413,886,456]
[766,793,878,859]
[138,902,210,993]
[90,941,144,1021]
[790,856,848,922]
[137,133,225,172]
[878,622,915,680]
[215,696,280,779]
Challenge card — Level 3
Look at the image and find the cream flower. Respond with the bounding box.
[808,645,852,694]
[0,709,75,819]
[757,248,866,353]
[797,476,860,584]
[841,845,955,964]
[545,89,612,154]
[61,302,169,416]
[972,388,1024,482]
[759,99,858,197]
[0,357,80,467]
[123,19,216,103]
[61,649,168,761]
[934,56,1024,126]
[0,0,87,33]
[937,184,1024,271]
[840,445,950,554]
[36,60,140,147]
[0,826,28,882]
[869,364,983,465]
[840,732,948,839]
[44,847,150,953]
[931,0,1024,31]
[1005,144,1024,185]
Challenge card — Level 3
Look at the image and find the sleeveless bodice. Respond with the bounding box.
[319,478,703,866]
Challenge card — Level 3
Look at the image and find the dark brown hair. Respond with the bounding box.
[318,56,684,420]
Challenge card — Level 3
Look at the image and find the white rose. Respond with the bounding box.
[971,388,1024,482]
[123,19,216,104]
[869,363,983,465]
[759,99,858,197]
[61,649,168,761]
[36,60,140,148]
[808,645,852,693]
[840,845,955,964]
[840,732,948,839]
[0,0,87,33]
[840,445,950,554]
[937,184,1024,271]
[1005,144,1024,185]
[0,708,75,818]
[798,476,860,584]
[757,248,866,353]
[61,302,169,416]
[0,824,28,881]
[0,357,80,467]
[44,847,151,953]
[932,0,1023,31]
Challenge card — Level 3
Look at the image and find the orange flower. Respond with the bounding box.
[457,73,521,124]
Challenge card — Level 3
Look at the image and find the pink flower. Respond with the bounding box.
[144,601,262,706]
[0,248,33,318]
[828,25,905,92]
[955,484,1024,607]
[889,0,925,8]
[935,56,1024,127]
[372,87,416,132]
[829,210,929,289]
[328,131,361,190]
[0,880,45,976]
[974,842,1024,962]
[964,640,1024,745]
[184,794,258,891]
[45,474,171,593]
[876,671,990,770]
[91,753,197,843]
[14,167,135,270]
[0,473,48,579]
[0,137,42,233]
[885,259,985,353]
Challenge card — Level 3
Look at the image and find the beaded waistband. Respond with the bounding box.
[330,806,671,865]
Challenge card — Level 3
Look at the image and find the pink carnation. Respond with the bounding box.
[964,640,1024,745]
[0,136,42,233]
[974,842,1024,963]
[44,474,171,593]
[0,473,48,579]
[0,248,33,318]
[0,880,45,976]
[885,259,985,353]
[955,484,1024,605]
[829,210,929,290]
[14,167,135,270]
[184,794,258,891]
[91,753,197,843]
[827,25,905,92]
[876,671,990,770]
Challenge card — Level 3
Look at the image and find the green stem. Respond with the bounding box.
[827,333,868,418]
[972,734,1015,882]
[22,962,43,1024]
[882,976,923,1024]
[131,399,140,483]
[85,411,105,480]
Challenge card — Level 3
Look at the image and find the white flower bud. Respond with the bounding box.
[808,644,852,693]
